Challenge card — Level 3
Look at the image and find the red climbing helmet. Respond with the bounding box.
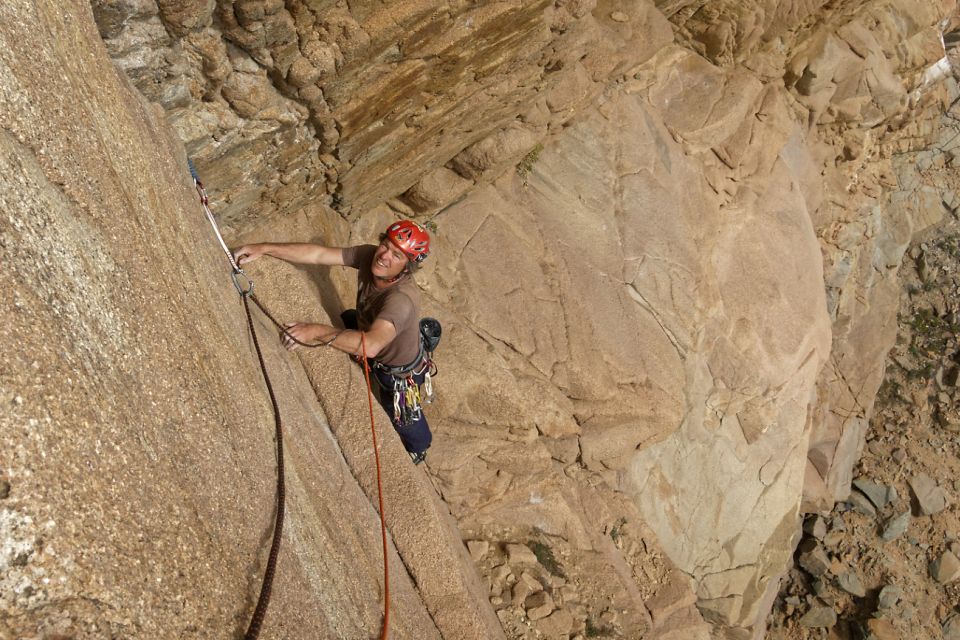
[385,220,430,264]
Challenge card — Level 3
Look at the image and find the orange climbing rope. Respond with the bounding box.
[360,332,391,640]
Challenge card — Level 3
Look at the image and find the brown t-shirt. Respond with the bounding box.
[341,244,421,366]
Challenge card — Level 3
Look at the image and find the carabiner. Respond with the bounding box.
[231,269,255,296]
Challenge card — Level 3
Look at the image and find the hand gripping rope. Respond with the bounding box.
[188,161,391,640]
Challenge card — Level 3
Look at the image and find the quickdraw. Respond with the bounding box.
[381,356,437,428]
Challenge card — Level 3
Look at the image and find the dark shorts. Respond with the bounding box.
[342,309,432,455]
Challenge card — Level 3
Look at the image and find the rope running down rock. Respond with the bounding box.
[187,162,391,639]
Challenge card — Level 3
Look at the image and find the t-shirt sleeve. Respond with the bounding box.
[341,244,376,269]
[376,291,415,333]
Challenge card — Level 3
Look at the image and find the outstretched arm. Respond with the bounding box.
[233,243,346,266]
[282,318,397,358]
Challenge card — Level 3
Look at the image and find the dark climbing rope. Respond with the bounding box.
[241,291,284,640]
[188,161,391,638]
[188,160,283,639]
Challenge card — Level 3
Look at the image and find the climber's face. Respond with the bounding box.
[372,239,408,280]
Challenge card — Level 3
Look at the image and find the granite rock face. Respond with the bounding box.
[0,2,499,639]
[5,0,960,639]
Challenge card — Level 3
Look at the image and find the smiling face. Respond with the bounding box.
[371,239,409,280]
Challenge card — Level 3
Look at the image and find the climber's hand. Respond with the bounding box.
[281,322,321,350]
[233,244,269,265]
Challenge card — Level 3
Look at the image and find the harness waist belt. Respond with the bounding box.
[374,342,426,376]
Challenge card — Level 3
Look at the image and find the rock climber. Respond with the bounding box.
[233,220,434,464]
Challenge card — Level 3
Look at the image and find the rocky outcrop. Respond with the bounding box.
[770,163,960,635]
[789,0,955,511]
[91,0,673,230]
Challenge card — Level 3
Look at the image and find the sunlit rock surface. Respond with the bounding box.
[3,0,959,638]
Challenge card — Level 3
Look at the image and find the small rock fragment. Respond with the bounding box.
[467,540,489,562]
[536,608,574,637]
[835,570,866,597]
[0,479,9,500]
[812,579,830,597]
[848,489,877,517]
[512,572,543,605]
[799,605,837,628]
[610,11,629,22]
[519,571,543,593]
[525,591,555,620]
[909,473,948,515]
[853,478,895,510]
[506,543,539,565]
[930,550,960,583]
[823,531,845,547]
[877,584,901,609]
[803,515,828,540]
[798,539,831,577]
[881,511,911,542]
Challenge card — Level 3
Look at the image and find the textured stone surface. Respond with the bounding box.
[800,0,954,512]
[945,613,960,640]
[0,2,489,639]
[91,0,674,227]
[9,0,960,639]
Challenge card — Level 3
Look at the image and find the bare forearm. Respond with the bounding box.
[324,328,364,356]
[234,242,345,266]
[260,243,342,265]
[283,323,384,357]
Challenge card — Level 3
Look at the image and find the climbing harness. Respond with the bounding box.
[372,317,441,428]
[188,161,391,640]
